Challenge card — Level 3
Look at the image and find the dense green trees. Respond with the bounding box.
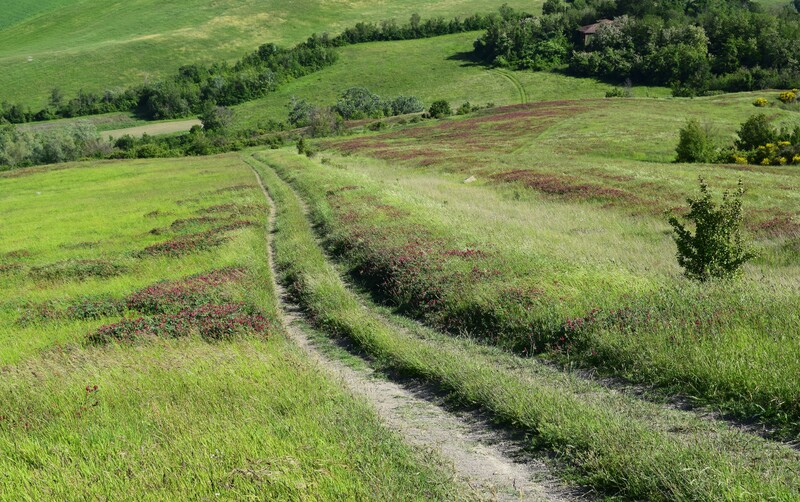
[474,2,800,94]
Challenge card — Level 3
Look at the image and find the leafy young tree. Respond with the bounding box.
[200,102,234,131]
[428,100,452,119]
[736,113,775,151]
[675,119,715,163]
[669,178,754,282]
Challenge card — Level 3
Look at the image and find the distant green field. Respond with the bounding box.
[0,0,538,108]
[233,31,670,128]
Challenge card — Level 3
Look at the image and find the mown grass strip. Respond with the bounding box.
[251,151,800,501]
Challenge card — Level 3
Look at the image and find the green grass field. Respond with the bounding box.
[266,96,800,435]
[249,149,800,500]
[5,0,800,498]
[0,0,538,108]
[0,157,462,499]
[232,31,670,129]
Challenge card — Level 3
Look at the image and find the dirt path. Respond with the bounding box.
[250,164,573,502]
[104,119,201,139]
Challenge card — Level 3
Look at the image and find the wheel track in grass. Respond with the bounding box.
[246,150,800,499]
[248,158,575,502]
[494,69,528,104]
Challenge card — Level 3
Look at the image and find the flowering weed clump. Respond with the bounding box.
[29,259,127,282]
[139,221,256,257]
[88,267,271,344]
[126,267,244,314]
[779,90,797,104]
[88,303,270,344]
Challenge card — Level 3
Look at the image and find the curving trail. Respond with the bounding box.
[494,69,528,104]
[248,158,573,502]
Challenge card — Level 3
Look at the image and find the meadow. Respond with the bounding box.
[0,157,462,499]
[260,95,800,436]
[4,0,800,498]
[231,32,671,129]
[0,0,537,108]
[249,149,800,500]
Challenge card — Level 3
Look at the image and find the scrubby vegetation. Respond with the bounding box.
[677,101,800,165]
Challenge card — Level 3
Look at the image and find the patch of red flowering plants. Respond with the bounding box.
[126,267,244,314]
[88,267,273,344]
[138,220,257,257]
[88,303,271,344]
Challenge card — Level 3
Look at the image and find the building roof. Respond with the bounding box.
[578,19,614,35]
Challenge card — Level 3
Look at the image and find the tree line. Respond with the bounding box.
[0,12,499,126]
[473,1,800,95]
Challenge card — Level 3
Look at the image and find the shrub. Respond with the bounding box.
[200,102,234,131]
[753,98,768,107]
[388,96,424,115]
[668,178,754,282]
[428,100,452,119]
[334,87,384,120]
[779,91,797,104]
[675,119,715,163]
[307,107,343,138]
[736,114,775,151]
[456,102,477,115]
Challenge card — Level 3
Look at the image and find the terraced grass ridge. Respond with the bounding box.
[0,157,463,499]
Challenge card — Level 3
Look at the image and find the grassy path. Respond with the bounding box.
[249,158,571,501]
[250,148,800,501]
[494,69,529,104]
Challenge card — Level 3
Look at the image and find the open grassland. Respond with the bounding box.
[251,150,800,500]
[232,32,672,129]
[0,156,461,499]
[261,95,800,437]
[0,0,537,108]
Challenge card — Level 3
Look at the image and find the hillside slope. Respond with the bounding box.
[0,0,537,108]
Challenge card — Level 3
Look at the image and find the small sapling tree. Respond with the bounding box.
[669,178,754,281]
[428,100,452,119]
[675,119,715,163]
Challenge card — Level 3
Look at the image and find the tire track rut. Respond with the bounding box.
[249,161,574,502]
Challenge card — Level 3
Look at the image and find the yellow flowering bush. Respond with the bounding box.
[779,91,796,104]
[761,158,771,165]
[793,154,800,164]
[753,97,768,107]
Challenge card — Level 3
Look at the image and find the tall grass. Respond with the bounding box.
[0,155,462,499]
[257,148,800,437]
[252,151,800,501]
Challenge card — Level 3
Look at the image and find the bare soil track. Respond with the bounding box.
[250,164,575,502]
